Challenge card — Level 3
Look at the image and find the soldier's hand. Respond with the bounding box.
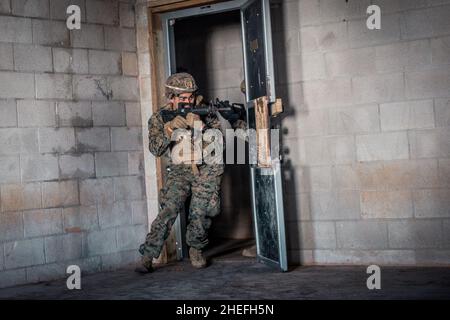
[169,115,188,130]
[186,112,202,128]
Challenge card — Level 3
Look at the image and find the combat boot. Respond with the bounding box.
[189,247,207,269]
[134,255,154,274]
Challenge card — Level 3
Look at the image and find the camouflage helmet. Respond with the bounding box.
[165,72,198,98]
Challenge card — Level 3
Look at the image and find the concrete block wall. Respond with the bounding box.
[0,0,155,288]
[276,0,450,265]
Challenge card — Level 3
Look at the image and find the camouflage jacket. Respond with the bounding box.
[148,103,225,167]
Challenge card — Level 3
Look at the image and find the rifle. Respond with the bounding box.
[160,99,246,125]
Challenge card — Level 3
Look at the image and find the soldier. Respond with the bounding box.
[135,72,225,273]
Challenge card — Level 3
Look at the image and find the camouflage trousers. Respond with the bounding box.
[139,164,223,259]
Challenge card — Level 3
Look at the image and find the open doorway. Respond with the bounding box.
[172,10,255,260]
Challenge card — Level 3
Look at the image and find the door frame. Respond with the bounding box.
[147,0,287,270]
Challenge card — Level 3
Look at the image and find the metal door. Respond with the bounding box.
[241,0,287,271]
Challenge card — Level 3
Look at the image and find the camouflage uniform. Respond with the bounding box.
[138,103,224,259]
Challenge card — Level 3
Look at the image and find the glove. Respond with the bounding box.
[186,112,203,128]
[164,115,188,137]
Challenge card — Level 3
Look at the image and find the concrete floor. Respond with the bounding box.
[0,249,449,300]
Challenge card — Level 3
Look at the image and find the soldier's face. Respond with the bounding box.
[171,93,195,109]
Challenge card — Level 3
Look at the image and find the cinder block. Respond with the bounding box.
[89,50,121,75]
[0,72,34,98]
[336,221,388,249]
[432,36,450,66]
[334,165,361,190]
[0,156,20,183]
[36,74,72,100]
[370,0,428,13]
[0,16,32,44]
[111,127,143,151]
[92,101,126,126]
[95,152,128,177]
[137,52,150,76]
[358,159,440,190]
[0,212,24,242]
[271,0,300,31]
[50,0,86,21]
[348,14,400,48]
[126,102,141,127]
[352,73,405,104]
[435,99,450,127]
[375,40,431,73]
[0,43,13,70]
[319,0,370,23]
[406,68,450,99]
[283,52,326,83]
[114,175,145,201]
[101,250,140,271]
[400,8,433,40]
[120,2,135,27]
[139,77,151,101]
[306,166,333,191]
[325,47,375,77]
[117,225,146,250]
[98,201,133,229]
[415,249,450,265]
[0,99,17,127]
[429,5,450,37]
[105,27,136,51]
[444,220,450,248]
[0,182,41,212]
[17,100,55,127]
[86,0,119,25]
[328,104,380,135]
[0,269,27,289]
[79,178,114,205]
[23,208,63,237]
[20,153,59,182]
[299,22,348,53]
[0,128,38,155]
[73,75,112,100]
[110,76,139,101]
[25,263,65,284]
[299,135,355,165]
[39,128,76,154]
[413,189,450,218]
[32,20,69,46]
[59,154,95,179]
[12,0,49,18]
[409,127,450,158]
[439,159,450,187]
[122,52,138,76]
[4,238,45,269]
[57,101,92,127]
[63,205,99,232]
[380,100,435,131]
[356,132,409,162]
[361,190,413,219]
[131,200,148,225]
[388,220,443,249]
[287,221,336,250]
[313,249,416,265]
[301,78,352,109]
[42,180,79,208]
[309,190,361,220]
[13,44,52,72]
[0,0,10,13]
[44,233,83,263]
[128,152,144,175]
[71,24,104,49]
[53,48,88,74]
[86,229,117,256]
[76,127,110,152]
